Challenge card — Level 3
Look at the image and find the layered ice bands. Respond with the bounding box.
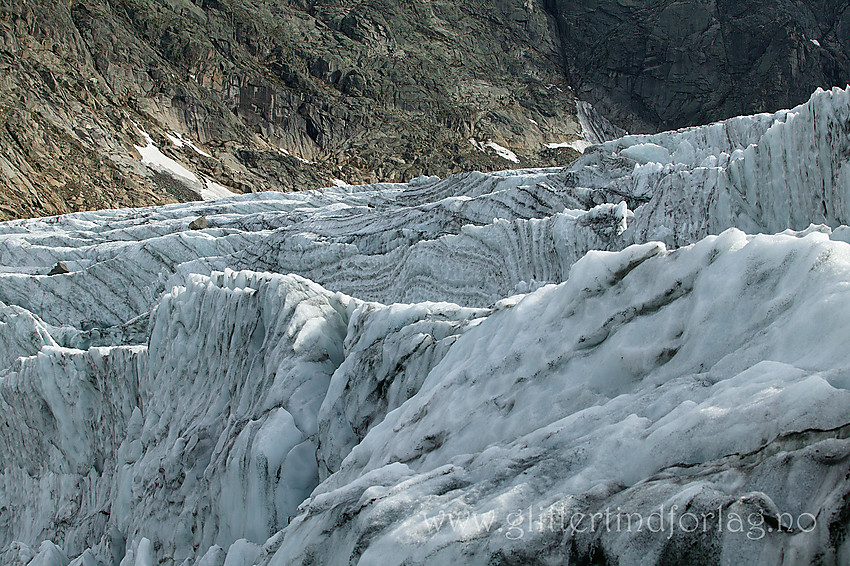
[0,87,850,565]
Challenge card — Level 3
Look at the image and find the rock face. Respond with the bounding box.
[0,0,587,221]
[548,0,850,132]
[2,0,849,221]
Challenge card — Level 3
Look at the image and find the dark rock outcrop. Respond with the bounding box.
[547,0,850,132]
[47,262,69,276]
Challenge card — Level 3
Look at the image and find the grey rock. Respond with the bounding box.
[188,216,208,230]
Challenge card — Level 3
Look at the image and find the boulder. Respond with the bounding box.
[188,216,208,230]
[47,262,69,276]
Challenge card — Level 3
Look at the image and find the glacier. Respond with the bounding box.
[1,87,850,565]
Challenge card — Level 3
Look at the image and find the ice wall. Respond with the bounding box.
[1,88,850,565]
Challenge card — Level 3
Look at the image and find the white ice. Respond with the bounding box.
[2,88,850,566]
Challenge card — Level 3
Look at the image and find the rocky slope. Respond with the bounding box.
[4,0,850,222]
[0,0,594,221]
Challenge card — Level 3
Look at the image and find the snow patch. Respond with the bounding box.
[133,124,200,184]
[469,138,519,163]
[546,140,593,153]
[201,178,236,200]
[484,141,519,163]
[166,131,213,158]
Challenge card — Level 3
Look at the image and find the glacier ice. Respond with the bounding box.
[1,87,850,565]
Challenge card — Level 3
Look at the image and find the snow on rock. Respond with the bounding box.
[575,99,626,145]
[469,138,520,163]
[483,141,519,163]
[1,88,850,565]
[545,140,593,153]
[278,148,317,165]
[166,132,212,158]
[202,178,237,201]
[134,125,201,187]
[136,126,226,201]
